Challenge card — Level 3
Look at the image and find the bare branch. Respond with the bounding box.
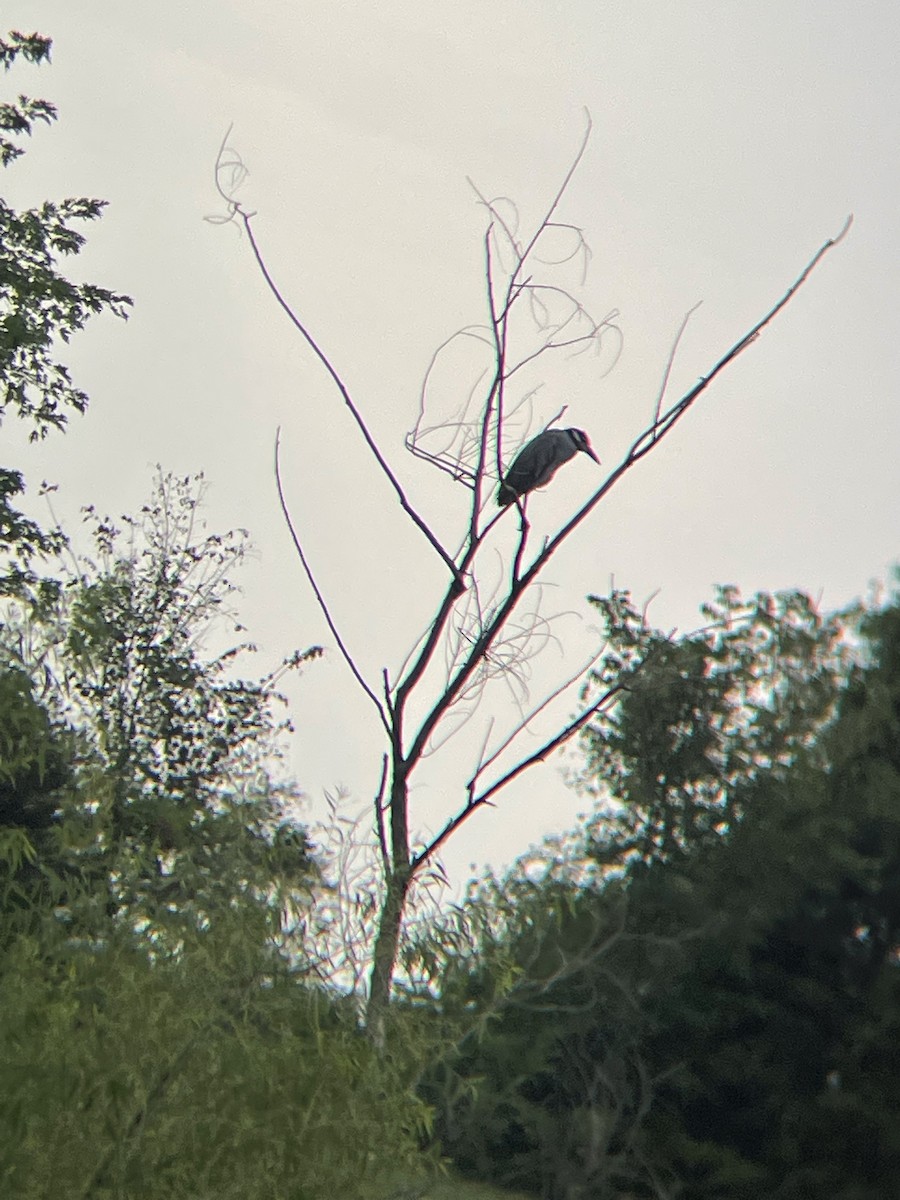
[474,223,502,537]
[207,124,254,224]
[652,301,703,432]
[404,215,853,770]
[464,112,597,535]
[274,428,389,732]
[468,643,607,797]
[511,109,593,284]
[472,680,624,808]
[511,498,530,584]
[505,294,622,380]
[408,125,612,525]
[466,184,521,267]
[236,205,463,589]
[406,325,496,486]
[214,120,851,1047]
[412,679,625,872]
[374,754,390,874]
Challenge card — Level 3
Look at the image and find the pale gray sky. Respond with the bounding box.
[13,1,900,884]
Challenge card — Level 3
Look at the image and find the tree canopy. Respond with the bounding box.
[421,584,900,1198]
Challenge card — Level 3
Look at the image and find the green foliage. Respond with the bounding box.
[425,584,900,1199]
[0,32,53,167]
[0,192,132,435]
[0,902,432,1200]
[2,471,322,940]
[415,1178,534,1200]
[580,585,847,868]
[419,862,663,1200]
[0,93,56,166]
[0,28,438,1198]
[0,28,131,596]
[0,469,65,597]
[585,593,900,1197]
[0,665,69,829]
[0,664,71,933]
[0,470,424,1200]
[0,31,52,71]
[0,30,132,436]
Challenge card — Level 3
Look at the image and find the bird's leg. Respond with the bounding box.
[515,494,529,530]
[512,497,530,582]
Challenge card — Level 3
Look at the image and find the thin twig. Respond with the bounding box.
[468,643,606,796]
[511,500,529,583]
[239,209,463,590]
[472,224,501,538]
[467,716,496,804]
[652,301,703,433]
[374,753,390,874]
[471,681,624,809]
[512,109,593,284]
[274,428,389,732]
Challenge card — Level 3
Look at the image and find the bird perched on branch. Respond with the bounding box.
[496,427,600,507]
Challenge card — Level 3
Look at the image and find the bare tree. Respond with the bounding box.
[210,117,851,1048]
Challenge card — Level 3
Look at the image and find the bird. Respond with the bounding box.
[496,427,600,507]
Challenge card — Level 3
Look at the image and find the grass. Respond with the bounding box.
[386,1169,535,1200]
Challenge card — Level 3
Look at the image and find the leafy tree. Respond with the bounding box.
[579,585,847,870]
[0,665,69,830]
[534,589,900,1198]
[0,663,72,937]
[0,28,131,597]
[0,25,129,944]
[0,884,434,1200]
[640,594,900,1199]
[421,584,900,1199]
[0,468,431,1199]
[420,864,667,1200]
[1,471,322,941]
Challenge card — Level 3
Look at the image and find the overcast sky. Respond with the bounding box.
[12,2,900,886]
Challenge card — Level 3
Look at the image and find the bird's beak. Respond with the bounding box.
[583,445,600,464]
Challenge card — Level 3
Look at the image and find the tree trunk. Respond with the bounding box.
[364,757,413,1050]
[364,868,410,1052]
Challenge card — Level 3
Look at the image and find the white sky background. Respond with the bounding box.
[11,2,900,887]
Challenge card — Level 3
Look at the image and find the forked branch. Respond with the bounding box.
[212,120,851,1049]
[404,214,854,771]
[210,132,463,591]
[412,677,627,871]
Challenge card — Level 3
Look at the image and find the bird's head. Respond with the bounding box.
[568,428,600,463]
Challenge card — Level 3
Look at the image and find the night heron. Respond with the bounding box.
[496,427,600,507]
